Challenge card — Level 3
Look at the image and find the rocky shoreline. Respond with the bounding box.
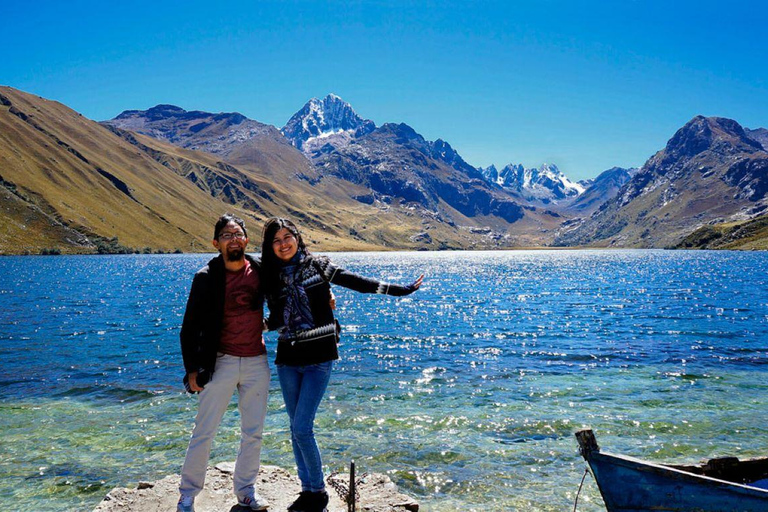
[93,463,419,512]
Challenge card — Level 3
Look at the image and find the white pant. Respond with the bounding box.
[179,353,270,497]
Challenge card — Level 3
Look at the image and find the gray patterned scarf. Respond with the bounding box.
[280,252,315,334]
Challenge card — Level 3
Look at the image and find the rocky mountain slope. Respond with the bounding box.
[673,212,768,250]
[564,167,637,215]
[554,116,768,248]
[104,104,272,155]
[107,124,496,251]
[310,122,547,225]
[103,104,317,184]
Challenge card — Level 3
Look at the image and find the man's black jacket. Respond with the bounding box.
[179,254,262,376]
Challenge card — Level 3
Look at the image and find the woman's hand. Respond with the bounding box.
[385,274,425,296]
[400,274,424,295]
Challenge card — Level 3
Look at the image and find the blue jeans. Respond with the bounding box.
[277,361,333,492]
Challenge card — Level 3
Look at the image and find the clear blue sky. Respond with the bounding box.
[3,0,767,181]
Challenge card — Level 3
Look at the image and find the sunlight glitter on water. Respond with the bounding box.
[1,250,767,511]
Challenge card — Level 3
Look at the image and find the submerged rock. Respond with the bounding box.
[93,463,419,512]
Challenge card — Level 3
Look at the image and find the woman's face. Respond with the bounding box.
[272,227,299,262]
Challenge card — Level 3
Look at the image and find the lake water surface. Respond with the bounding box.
[1,250,767,511]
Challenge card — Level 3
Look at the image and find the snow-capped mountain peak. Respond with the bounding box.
[282,94,376,152]
[532,163,585,195]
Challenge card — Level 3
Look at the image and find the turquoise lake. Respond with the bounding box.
[1,250,767,511]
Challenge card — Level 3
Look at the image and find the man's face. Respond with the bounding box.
[213,221,247,262]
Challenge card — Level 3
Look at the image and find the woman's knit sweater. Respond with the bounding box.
[266,255,414,366]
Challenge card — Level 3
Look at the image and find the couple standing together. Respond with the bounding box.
[177,214,423,512]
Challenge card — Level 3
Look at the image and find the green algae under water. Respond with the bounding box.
[1,250,767,511]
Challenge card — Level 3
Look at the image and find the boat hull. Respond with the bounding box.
[587,449,768,512]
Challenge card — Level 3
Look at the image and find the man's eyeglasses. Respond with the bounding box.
[219,232,246,241]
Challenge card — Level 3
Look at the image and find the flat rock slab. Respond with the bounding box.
[93,463,419,512]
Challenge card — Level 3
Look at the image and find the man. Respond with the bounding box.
[177,214,270,512]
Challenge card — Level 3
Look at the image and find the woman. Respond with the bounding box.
[261,217,422,512]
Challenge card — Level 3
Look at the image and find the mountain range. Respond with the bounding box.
[278,95,547,225]
[107,94,566,247]
[2,86,767,254]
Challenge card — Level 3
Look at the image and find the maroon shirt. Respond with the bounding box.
[219,260,265,357]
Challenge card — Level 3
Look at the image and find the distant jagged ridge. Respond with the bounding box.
[746,127,768,151]
[105,95,566,231]
[481,163,585,203]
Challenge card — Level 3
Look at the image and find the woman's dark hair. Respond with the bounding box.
[260,217,309,297]
[213,213,247,240]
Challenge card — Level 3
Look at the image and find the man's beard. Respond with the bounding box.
[225,246,244,262]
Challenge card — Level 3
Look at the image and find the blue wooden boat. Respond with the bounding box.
[575,429,768,511]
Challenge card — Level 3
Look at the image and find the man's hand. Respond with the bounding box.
[329,290,337,310]
[188,371,203,393]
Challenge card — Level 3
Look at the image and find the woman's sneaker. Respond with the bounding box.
[237,492,270,511]
[177,494,195,512]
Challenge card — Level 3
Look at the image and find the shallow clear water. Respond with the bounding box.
[1,250,767,511]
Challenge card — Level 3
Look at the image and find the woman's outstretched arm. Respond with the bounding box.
[314,257,423,296]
